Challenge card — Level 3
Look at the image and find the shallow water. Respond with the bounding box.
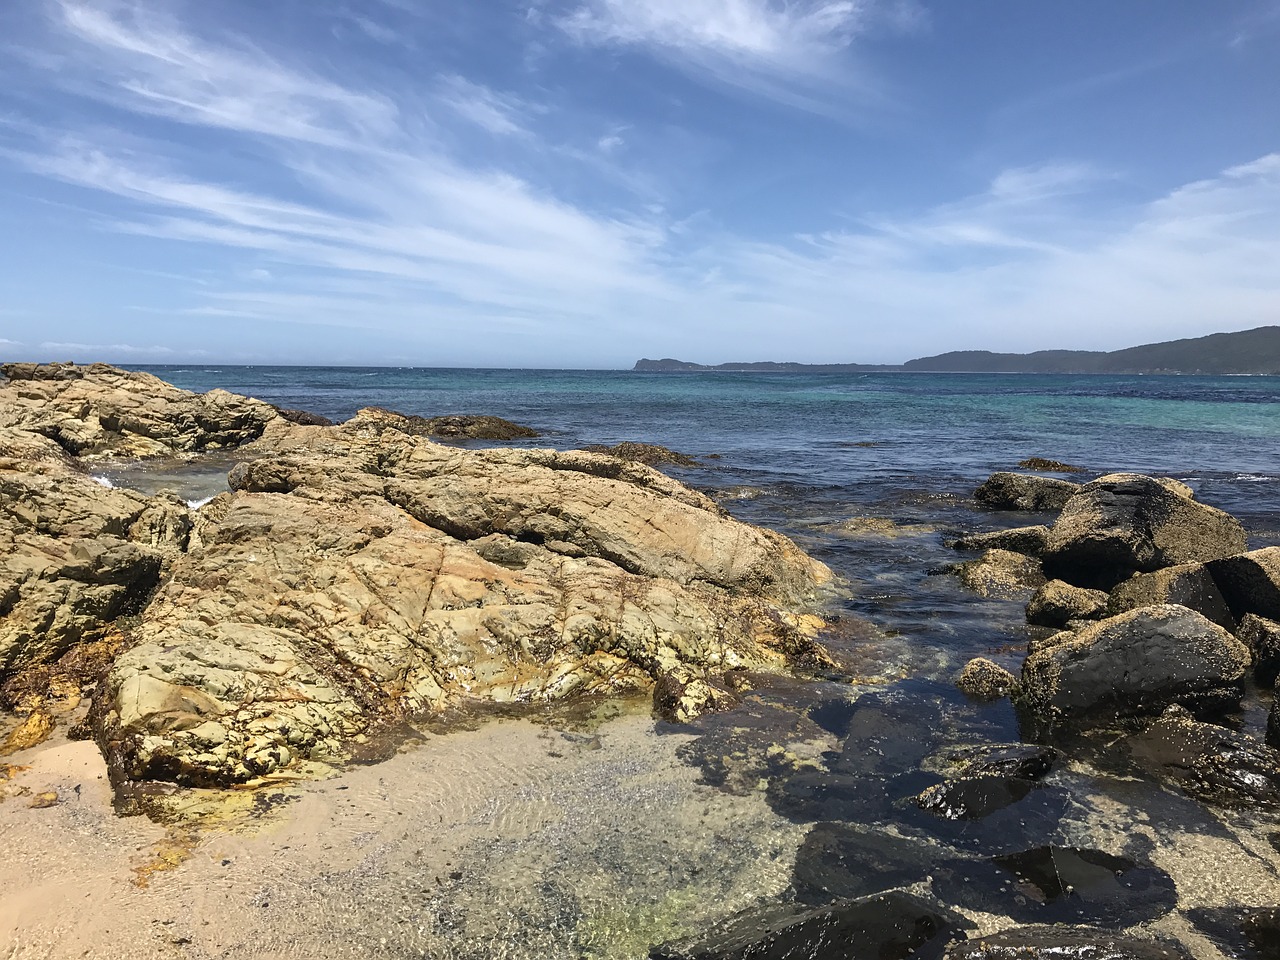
[4,368,1280,957]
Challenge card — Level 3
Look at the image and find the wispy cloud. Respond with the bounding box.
[437,75,533,136]
[557,0,913,112]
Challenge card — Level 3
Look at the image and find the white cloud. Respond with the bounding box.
[436,76,532,136]
[557,0,904,112]
[597,134,625,152]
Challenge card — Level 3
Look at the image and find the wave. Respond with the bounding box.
[90,475,115,488]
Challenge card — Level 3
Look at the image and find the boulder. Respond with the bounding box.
[1125,706,1280,808]
[1017,457,1087,474]
[650,890,966,960]
[1042,473,1247,589]
[1108,563,1235,631]
[0,362,279,456]
[0,429,189,674]
[955,658,1017,700]
[1207,546,1280,622]
[1026,579,1108,627]
[1237,614,1280,687]
[1019,605,1250,721]
[946,550,1045,600]
[974,473,1080,512]
[944,925,1192,959]
[97,418,834,786]
[951,525,1050,556]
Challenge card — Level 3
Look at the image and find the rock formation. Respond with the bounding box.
[0,364,835,788]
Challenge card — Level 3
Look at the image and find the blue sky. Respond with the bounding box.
[1,1,1278,367]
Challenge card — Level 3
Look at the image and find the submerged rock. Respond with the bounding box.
[1107,562,1236,631]
[945,924,1192,959]
[1189,906,1280,960]
[1026,579,1108,627]
[95,415,833,786]
[1207,546,1280,622]
[1125,706,1280,808]
[1019,605,1250,721]
[1016,457,1087,474]
[946,549,1046,600]
[651,890,967,960]
[0,362,279,457]
[951,525,1051,556]
[1042,474,1247,590]
[955,658,1017,700]
[975,473,1080,512]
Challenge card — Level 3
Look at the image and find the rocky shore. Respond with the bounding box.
[0,362,833,792]
[2,362,1278,959]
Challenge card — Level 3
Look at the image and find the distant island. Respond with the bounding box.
[635,325,1280,375]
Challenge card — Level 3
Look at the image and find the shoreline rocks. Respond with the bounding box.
[0,363,836,788]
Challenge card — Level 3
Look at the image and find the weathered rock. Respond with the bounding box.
[1271,691,1280,750]
[1019,605,1250,721]
[975,473,1081,512]
[1125,706,1280,808]
[0,362,279,456]
[651,890,967,960]
[1026,579,1108,627]
[945,925,1192,960]
[98,417,833,786]
[952,525,1051,556]
[581,442,699,467]
[914,774,1036,821]
[1237,614,1280,687]
[1043,474,1248,589]
[352,406,538,440]
[939,743,1059,781]
[0,431,189,674]
[947,549,1045,600]
[1108,562,1235,631]
[1207,546,1280,622]
[956,658,1017,700]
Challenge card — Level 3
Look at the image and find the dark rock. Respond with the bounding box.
[651,889,968,960]
[1017,457,1088,474]
[1125,706,1280,808]
[952,526,1051,556]
[1208,547,1280,622]
[353,406,539,440]
[1042,474,1247,590]
[1271,693,1280,750]
[1108,562,1236,631]
[940,743,1058,781]
[792,824,942,904]
[947,550,1046,599]
[1019,605,1250,721]
[1189,906,1280,960]
[941,846,1178,927]
[975,473,1080,512]
[956,658,1018,700]
[274,408,333,427]
[581,442,700,467]
[914,774,1036,820]
[1026,580,1108,627]
[1238,614,1280,687]
[945,924,1193,959]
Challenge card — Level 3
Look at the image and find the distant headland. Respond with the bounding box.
[635,325,1280,375]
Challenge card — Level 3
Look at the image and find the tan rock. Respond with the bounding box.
[947,549,1046,600]
[0,362,279,457]
[99,416,834,786]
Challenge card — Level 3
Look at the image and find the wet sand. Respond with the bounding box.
[0,704,813,960]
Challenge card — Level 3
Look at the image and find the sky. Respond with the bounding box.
[0,1,1278,368]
